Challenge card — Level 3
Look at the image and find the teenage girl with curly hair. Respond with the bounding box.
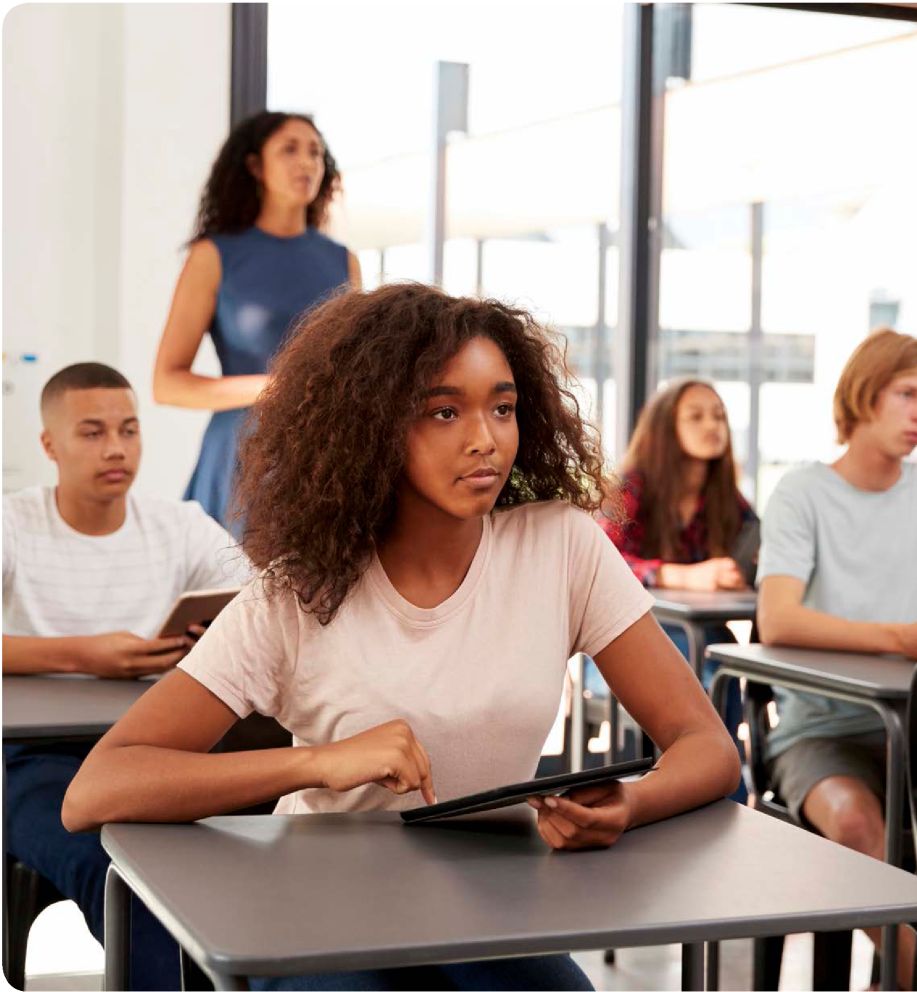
[66,284,739,991]
[153,111,361,529]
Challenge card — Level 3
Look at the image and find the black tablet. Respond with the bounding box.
[400,757,655,824]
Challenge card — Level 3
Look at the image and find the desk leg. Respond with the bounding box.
[569,653,586,773]
[682,942,705,991]
[881,704,905,873]
[685,623,706,680]
[104,865,130,992]
[609,691,654,761]
[705,940,719,991]
[709,670,729,723]
[609,693,620,762]
[879,703,906,991]
[881,926,898,992]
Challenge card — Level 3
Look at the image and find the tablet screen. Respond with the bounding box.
[401,757,654,823]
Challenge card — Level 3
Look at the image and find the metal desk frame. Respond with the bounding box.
[709,653,908,992]
[101,804,917,992]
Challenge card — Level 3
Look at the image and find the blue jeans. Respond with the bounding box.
[3,744,182,991]
[583,622,747,803]
[249,953,594,990]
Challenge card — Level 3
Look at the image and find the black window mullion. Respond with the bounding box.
[231,3,268,126]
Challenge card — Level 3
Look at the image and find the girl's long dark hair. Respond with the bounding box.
[621,378,743,560]
[190,111,339,240]
[235,283,614,625]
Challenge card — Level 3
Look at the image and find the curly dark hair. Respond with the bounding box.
[190,111,339,239]
[236,282,615,624]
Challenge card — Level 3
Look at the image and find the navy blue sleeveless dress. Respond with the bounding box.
[184,227,349,528]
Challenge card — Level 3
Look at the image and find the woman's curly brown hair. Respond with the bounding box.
[236,282,615,624]
[190,111,339,240]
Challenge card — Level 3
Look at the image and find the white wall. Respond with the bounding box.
[2,3,229,497]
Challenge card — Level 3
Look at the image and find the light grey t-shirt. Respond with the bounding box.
[758,462,917,758]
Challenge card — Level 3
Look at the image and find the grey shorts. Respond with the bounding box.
[767,731,886,827]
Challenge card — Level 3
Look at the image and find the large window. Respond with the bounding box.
[653,5,917,506]
[268,3,917,496]
[268,0,625,453]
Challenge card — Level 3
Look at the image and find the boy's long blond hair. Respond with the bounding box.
[833,328,917,443]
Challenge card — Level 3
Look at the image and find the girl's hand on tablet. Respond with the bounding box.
[312,719,436,805]
[527,781,635,851]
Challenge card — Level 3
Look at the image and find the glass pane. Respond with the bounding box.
[657,5,917,507]
[268,0,625,459]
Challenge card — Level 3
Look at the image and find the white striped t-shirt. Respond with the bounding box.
[3,486,250,639]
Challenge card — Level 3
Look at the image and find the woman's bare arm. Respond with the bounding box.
[530,611,739,849]
[347,251,362,290]
[153,240,268,411]
[595,610,740,826]
[62,670,434,831]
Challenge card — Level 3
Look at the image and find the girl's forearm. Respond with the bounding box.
[62,744,324,832]
[152,370,267,411]
[626,728,740,829]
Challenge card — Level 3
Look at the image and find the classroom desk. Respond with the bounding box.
[706,642,913,992]
[102,801,917,991]
[650,590,758,677]
[2,674,154,746]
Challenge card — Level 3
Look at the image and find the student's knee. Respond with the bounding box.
[829,804,884,855]
[804,778,885,856]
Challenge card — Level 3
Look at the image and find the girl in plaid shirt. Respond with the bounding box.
[600,379,756,589]
[595,378,757,801]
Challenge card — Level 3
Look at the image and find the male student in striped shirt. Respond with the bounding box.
[3,362,249,990]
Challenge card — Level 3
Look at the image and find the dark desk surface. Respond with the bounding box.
[650,589,757,622]
[2,674,154,743]
[706,643,912,699]
[102,801,917,980]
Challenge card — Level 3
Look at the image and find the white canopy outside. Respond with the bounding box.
[331,33,917,251]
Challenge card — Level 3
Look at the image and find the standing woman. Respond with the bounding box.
[154,111,361,528]
[597,378,758,801]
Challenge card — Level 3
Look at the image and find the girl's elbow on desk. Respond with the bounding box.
[61,774,105,834]
[692,721,742,800]
[647,727,741,819]
[60,749,139,834]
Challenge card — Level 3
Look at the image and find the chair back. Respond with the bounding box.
[743,680,792,822]
[906,665,917,853]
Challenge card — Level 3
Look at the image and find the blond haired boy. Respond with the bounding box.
[758,328,917,984]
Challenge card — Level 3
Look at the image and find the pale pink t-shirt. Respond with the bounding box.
[179,501,652,814]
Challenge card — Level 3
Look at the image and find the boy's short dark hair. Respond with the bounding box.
[40,363,134,418]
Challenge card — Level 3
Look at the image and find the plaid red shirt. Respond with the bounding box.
[598,470,757,588]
